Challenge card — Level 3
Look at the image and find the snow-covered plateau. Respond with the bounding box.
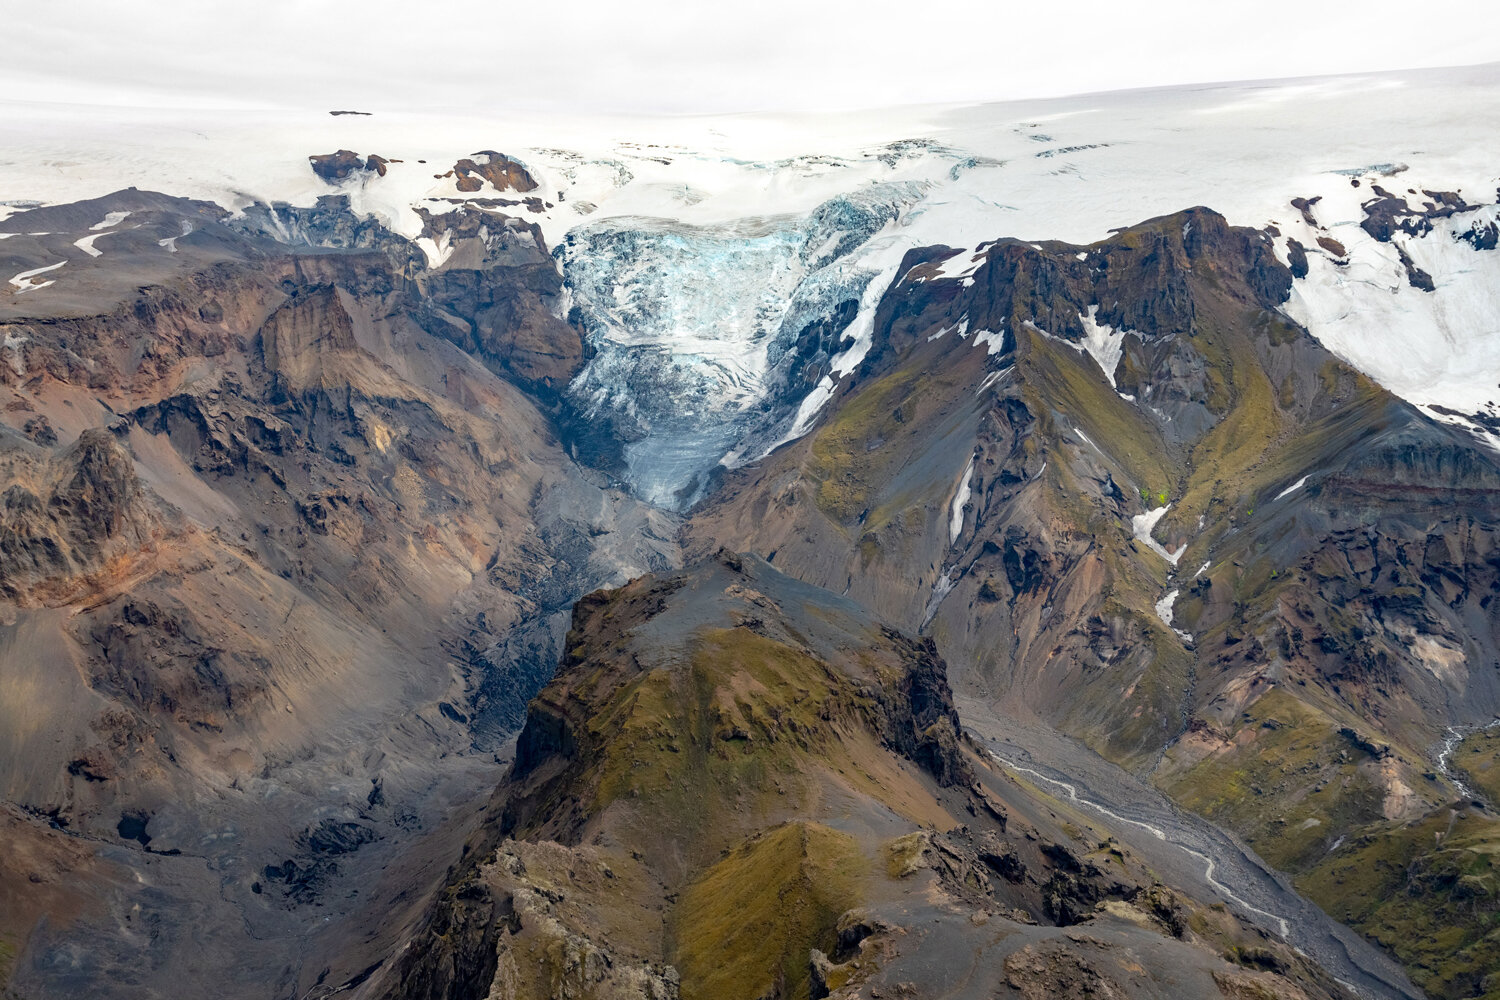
[3,63,1499,500]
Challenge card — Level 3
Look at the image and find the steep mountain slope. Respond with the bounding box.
[349,554,1345,1000]
[0,190,678,996]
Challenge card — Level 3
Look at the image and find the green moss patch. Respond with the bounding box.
[1454,729,1500,804]
[673,822,862,1000]
[1300,810,1500,1000]
[1163,687,1385,873]
[805,362,967,527]
[589,627,855,820]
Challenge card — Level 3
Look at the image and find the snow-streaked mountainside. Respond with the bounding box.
[3,64,1499,499]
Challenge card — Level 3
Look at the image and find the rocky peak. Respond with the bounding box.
[451,151,538,194]
[0,427,155,602]
[308,150,390,182]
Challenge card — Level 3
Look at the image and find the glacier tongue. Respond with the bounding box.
[557,187,909,509]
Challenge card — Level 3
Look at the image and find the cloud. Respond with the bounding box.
[3,0,1497,113]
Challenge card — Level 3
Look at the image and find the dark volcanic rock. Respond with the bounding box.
[308,150,390,183]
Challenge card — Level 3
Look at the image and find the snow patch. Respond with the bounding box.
[159,219,192,252]
[8,260,65,293]
[976,364,1012,395]
[1072,426,1104,456]
[1274,475,1308,501]
[73,230,118,257]
[90,210,131,230]
[928,315,968,342]
[926,248,983,282]
[1132,504,1185,565]
[1154,588,1193,642]
[921,568,957,629]
[415,231,455,268]
[950,456,974,545]
[972,327,1004,355]
[1155,589,1179,627]
[1078,305,1129,390]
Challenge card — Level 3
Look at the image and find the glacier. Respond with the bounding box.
[556,186,911,508]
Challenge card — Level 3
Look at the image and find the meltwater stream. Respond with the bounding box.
[956,698,1423,1000]
[1435,718,1500,803]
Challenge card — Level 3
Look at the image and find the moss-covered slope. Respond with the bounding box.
[363,554,1343,1000]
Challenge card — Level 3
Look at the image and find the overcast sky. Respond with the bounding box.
[3,0,1497,114]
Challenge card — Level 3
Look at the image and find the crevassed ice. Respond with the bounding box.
[558,186,908,509]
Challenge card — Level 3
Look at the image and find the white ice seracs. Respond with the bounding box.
[559,187,908,508]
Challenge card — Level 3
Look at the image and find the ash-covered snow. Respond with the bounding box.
[7,259,64,293]
[158,219,192,252]
[90,210,131,230]
[2,331,27,375]
[922,567,957,629]
[950,456,974,544]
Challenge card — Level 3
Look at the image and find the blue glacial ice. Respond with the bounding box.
[557,184,919,509]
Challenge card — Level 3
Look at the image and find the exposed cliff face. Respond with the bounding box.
[411,206,583,402]
[0,428,157,602]
[362,555,1340,1000]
